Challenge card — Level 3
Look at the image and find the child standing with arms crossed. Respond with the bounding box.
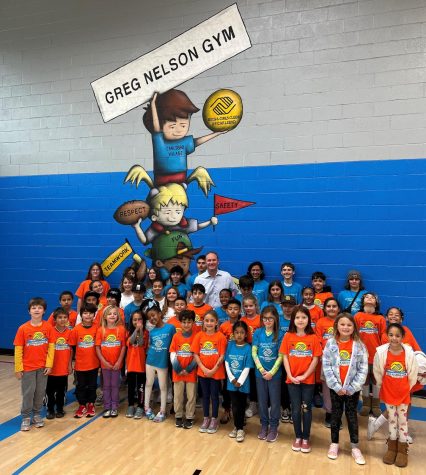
[96,306,127,417]
[323,313,368,465]
[252,305,284,443]
[126,310,148,419]
[14,297,55,431]
[225,321,253,442]
[191,310,227,434]
[373,323,418,468]
[280,306,322,453]
[46,307,73,419]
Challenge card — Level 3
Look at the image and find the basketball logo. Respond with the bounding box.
[203,89,243,132]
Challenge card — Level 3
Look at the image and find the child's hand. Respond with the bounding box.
[136,320,143,329]
[263,372,272,381]
[295,375,306,382]
[112,362,120,371]
[44,367,52,376]
[68,365,73,375]
[290,376,300,384]
[15,371,23,380]
[234,382,241,388]
[180,370,188,376]
[337,389,346,396]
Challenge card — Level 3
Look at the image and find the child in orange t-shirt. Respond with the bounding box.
[167,296,187,332]
[96,305,127,418]
[14,297,55,431]
[240,294,261,344]
[75,262,110,313]
[191,310,227,434]
[169,310,198,428]
[46,307,73,419]
[187,283,212,328]
[312,271,334,309]
[373,323,418,467]
[125,309,148,419]
[47,291,77,328]
[354,292,386,417]
[280,306,322,453]
[69,303,100,418]
[301,287,323,329]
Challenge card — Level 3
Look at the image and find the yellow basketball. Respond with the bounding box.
[202,89,243,132]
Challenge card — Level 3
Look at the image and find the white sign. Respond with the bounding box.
[91,4,251,122]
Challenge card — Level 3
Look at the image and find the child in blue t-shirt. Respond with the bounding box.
[281,262,302,304]
[215,288,232,325]
[252,305,285,443]
[143,300,175,422]
[225,321,253,443]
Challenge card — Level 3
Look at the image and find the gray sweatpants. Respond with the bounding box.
[21,369,48,418]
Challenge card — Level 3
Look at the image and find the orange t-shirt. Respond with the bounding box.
[314,292,334,309]
[169,331,197,383]
[126,330,148,373]
[95,325,127,369]
[315,316,336,348]
[14,321,55,372]
[187,303,213,328]
[47,310,78,328]
[50,327,72,376]
[75,279,110,300]
[219,320,239,341]
[191,331,227,380]
[380,350,411,405]
[338,339,353,384]
[306,305,323,329]
[241,315,261,343]
[69,324,99,371]
[95,306,125,325]
[354,312,386,364]
[280,332,322,385]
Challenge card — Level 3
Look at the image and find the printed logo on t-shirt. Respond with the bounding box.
[359,321,378,334]
[289,342,313,357]
[79,335,94,348]
[177,343,192,357]
[194,315,203,326]
[101,334,121,348]
[386,361,407,379]
[27,331,48,347]
[231,359,240,370]
[200,341,218,356]
[153,337,164,351]
[339,350,350,366]
[323,327,334,340]
[314,298,323,308]
[55,337,69,351]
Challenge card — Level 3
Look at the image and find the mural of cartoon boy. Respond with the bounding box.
[143,90,226,195]
[132,183,217,245]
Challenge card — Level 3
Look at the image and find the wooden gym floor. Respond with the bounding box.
[0,356,424,475]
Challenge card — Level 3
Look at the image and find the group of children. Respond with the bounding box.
[13,260,425,468]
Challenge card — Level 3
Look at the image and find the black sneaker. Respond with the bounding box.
[175,417,183,428]
[183,419,193,429]
[46,411,55,420]
[56,411,65,418]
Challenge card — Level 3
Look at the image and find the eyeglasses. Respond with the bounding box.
[262,317,274,322]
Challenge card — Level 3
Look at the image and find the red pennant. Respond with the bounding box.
[214,194,255,216]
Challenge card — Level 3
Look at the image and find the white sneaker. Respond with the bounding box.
[236,429,245,442]
[228,427,237,438]
[367,416,376,440]
[245,401,258,418]
[351,448,366,465]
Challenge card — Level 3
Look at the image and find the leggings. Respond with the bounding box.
[144,365,168,412]
[127,371,146,407]
[199,376,221,418]
[230,391,247,430]
[386,403,409,442]
[330,390,360,446]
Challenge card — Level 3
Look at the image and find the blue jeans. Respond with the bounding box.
[198,377,221,418]
[256,377,281,429]
[287,383,315,439]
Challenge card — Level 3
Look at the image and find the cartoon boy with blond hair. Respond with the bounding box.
[132,183,217,245]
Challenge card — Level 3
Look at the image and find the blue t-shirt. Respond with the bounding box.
[214,306,229,325]
[279,316,291,335]
[124,301,142,325]
[282,281,302,304]
[337,289,367,315]
[252,327,284,379]
[225,341,253,393]
[146,324,176,368]
[260,301,284,319]
[164,283,188,299]
[253,280,269,306]
[152,132,195,176]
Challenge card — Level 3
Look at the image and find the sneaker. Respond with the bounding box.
[324,413,331,429]
[236,429,245,442]
[301,439,311,453]
[86,403,95,417]
[327,443,339,459]
[175,417,183,428]
[55,411,65,418]
[220,409,231,424]
[367,416,376,440]
[126,406,135,418]
[95,393,103,406]
[281,408,290,423]
[134,407,144,419]
[103,410,111,418]
[199,417,211,433]
[351,448,365,465]
[33,415,44,428]
[207,417,219,434]
[145,408,155,421]
[153,411,166,423]
[313,393,323,408]
[258,425,268,440]
[74,405,87,418]
[292,438,302,451]
[266,428,278,443]
[229,427,237,438]
[183,419,194,429]
[46,411,55,420]
[110,409,118,417]
[245,401,258,418]
[20,418,31,431]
